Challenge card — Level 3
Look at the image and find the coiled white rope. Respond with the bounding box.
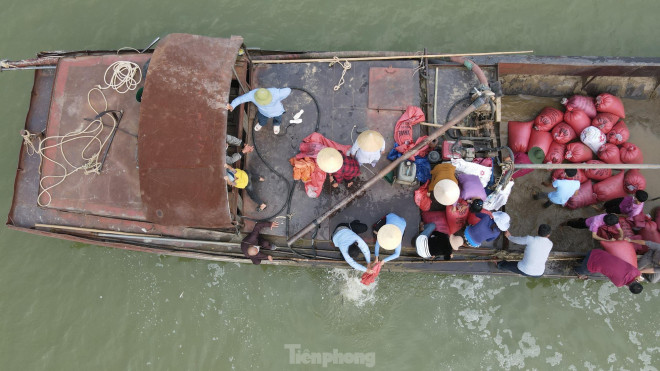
[21,61,141,207]
[329,56,351,91]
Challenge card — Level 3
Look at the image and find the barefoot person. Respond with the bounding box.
[316,147,361,188]
[224,163,267,211]
[497,224,553,277]
[574,249,644,295]
[241,221,280,264]
[226,87,291,134]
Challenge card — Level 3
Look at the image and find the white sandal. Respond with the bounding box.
[254,123,262,132]
[273,126,280,134]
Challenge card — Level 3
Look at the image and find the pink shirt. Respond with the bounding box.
[585,214,621,233]
[619,196,643,219]
[587,249,640,287]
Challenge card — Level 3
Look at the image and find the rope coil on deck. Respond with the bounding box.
[329,56,351,91]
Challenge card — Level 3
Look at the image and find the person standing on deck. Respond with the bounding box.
[562,213,624,242]
[602,190,648,221]
[332,222,374,273]
[533,169,581,208]
[316,147,361,188]
[463,211,510,247]
[226,134,254,165]
[373,213,406,265]
[241,221,279,264]
[574,249,644,294]
[348,130,385,167]
[226,87,291,135]
[496,224,553,277]
[224,163,268,212]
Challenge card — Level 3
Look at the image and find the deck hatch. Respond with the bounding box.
[367,67,416,111]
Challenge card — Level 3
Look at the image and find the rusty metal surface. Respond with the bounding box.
[367,67,416,111]
[138,34,243,228]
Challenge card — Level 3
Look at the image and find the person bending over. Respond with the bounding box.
[497,224,553,277]
[372,213,406,265]
[332,222,374,273]
[603,190,648,221]
[241,221,279,264]
[563,213,623,241]
[533,169,580,208]
[574,249,644,295]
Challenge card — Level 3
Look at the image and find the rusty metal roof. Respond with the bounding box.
[138,33,243,228]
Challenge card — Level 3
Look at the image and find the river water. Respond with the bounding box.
[1,1,660,370]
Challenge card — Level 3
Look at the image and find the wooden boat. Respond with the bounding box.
[4,33,660,277]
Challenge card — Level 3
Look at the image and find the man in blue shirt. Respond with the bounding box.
[332,223,373,273]
[373,213,406,265]
[227,87,291,134]
[533,169,581,208]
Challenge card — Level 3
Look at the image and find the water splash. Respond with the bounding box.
[327,268,377,307]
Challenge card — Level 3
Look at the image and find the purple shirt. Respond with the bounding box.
[586,214,621,233]
[619,196,643,219]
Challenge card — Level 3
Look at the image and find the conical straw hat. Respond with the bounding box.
[356,130,384,152]
[433,179,460,205]
[316,147,343,173]
[377,224,402,250]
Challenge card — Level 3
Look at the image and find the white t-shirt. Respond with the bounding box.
[508,235,553,276]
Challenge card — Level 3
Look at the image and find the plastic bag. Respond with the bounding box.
[580,126,606,153]
[534,107,564,131]
[596,93,625,118]
[623,169,646,194]
[507,120,534,153]
[593,171,627,202]
[565,142,593,163]
[607,120,630,145]
[446,199,469,234]
[414,181,432,211]
[562,95,597,118]
[484,180,514,211]
[597,143,622,164]
[583,160,612,181]
[565,181,598,209]
[551,122,576,144]
[457,173,487,201]
[564,109,591,134]
[619,143,643,164]
[591,112,619,134]
[421,211,450,234]
[545,141,566,164]
[451,158,491,187]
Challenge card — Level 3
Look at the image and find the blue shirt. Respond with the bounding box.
[332,227,371,272]
[374,213,406,263]
[466,212,501,245]
[548,179,581,206]
[230,88,291,118]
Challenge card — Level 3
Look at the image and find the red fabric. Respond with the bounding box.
[512,152,534,179]
[565,181,598,209]
[414,182,432,211]
[563,95,597,118]
[593,171,627,202]
[552,168,588,184]
[591,113,619,134]
[630,212,651,231]
[393,106,429,159]
[545,141,566,164]
[467,209,493,226]
[597,143,622,164]
[421,211,450,234]
[446,199,469,235]
[640,221,660,244]
[619,143,643,164]
[623,169,646,194]
[551,122,577,144]
[292,133,352,198]
[333,155,361,183]
[599,242,638,269]
[295,132,351,159]
[583,160,612,181]
[564,142,593,163]
[596,93,626,118]
[472,157,493,167]
[360,261,383,286]
[508,120,534,152]
[564,110,591,134]
[607,121,630,145]
[587,249,640,287]
[597,217,634,240]
[528,130,553,155]
[534,107,564,131]
[656,209,660,233]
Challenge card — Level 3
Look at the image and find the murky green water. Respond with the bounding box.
[2,1,660,369]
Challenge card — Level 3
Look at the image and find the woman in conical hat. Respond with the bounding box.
[348,130,385,167]
[372,213,407,265]
[317,147,361,188]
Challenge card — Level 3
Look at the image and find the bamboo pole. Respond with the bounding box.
[286,96,489,246]
[420,122,479,130]
[253,50,533,64]
[515,163,660,170]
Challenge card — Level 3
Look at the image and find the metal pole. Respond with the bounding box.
[253,50,533,64]
[515,163,660,170]
[286,96,489,246]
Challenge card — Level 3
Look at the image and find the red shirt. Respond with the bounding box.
[333,155,361,183]
[587,249,640,287]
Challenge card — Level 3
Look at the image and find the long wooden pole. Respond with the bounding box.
[515,163,660,170]
[286,96,489,246]
[253,50,533,64]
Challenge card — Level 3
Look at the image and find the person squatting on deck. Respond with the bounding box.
[602,190,648,221]
[497,224,553,277]
[316,147,361,188]
[225,134,254,165]
[631,239,660,283]
[415,222,463,260]
[563,213,624,242]
[348,130,385,167]
[241,221,279,264]
[372,213,406,265]
[224,163,267,211]
[533,169,581,208]
[463,211,510,248]
[574,249,644,294]
[332,221,374,273]
[226,87,291,134]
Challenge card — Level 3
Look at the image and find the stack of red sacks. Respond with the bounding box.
[507,93,646,209]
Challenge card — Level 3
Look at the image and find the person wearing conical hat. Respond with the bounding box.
[316,147,361,188]
[372,213,406,265]
[348,130,386,167]
[227,87,291,134]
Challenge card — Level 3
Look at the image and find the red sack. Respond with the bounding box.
[467,209,493,226]
[552,168,588,183]
[656,209,660,232]
[600,241,638,268]
[607,120,630,145]
[640,221,660,244]
[597,217,634,240]
[566,181,597,209]
[534,107,564,131]
[583,160,612,181]
[564,110,591,134]
[564,142,593,163]
[545,141,566,164]
[596,93,625,118]
[623,169,646,194]
[591,113,619,134]
[593,171,627,202]
[421,211,450,234]
[562,95,597,118]
[446,199,469,235]
[597,143,622,164]
[629,212,651,231]
[527,130,553,163]
[512,152,534,179]
[619,143,643,164]
[508,120,534,153]
[414,182,432,211]
[551,122,577,144]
